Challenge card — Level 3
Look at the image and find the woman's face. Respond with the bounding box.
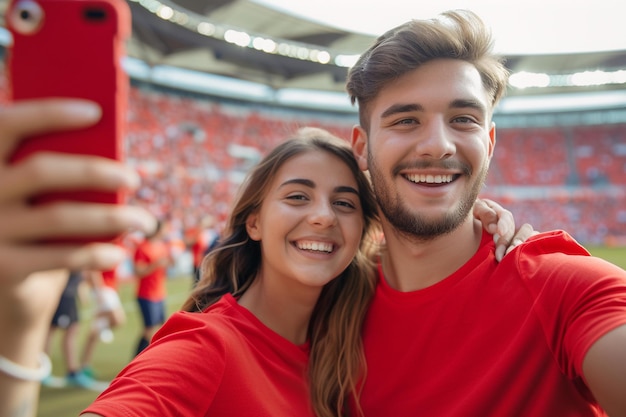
[246,150,364,297]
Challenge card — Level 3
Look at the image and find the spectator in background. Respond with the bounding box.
[80,266,127,379]
[43,270,96,389]
[184,214,220,286]
[133,219,173,356]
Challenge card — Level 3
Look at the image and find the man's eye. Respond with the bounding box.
[453,116,476,124]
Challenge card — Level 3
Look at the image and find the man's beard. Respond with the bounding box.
[368,154,488,242]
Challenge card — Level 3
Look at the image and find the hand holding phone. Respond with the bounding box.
[5,0,131,206]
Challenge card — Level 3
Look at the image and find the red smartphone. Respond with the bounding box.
[5,0,131,207]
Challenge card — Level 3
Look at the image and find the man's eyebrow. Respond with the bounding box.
[380,99,487,119]
[450,98,487,115]
[380,103,424,119]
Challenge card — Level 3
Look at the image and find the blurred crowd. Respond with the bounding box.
[1,71,625,248]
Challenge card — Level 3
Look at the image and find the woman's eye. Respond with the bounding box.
[335,200,356,209]
[286,194,307,201]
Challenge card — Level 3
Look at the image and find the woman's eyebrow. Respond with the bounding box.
[279,179,359,196]
[280,178,314,188]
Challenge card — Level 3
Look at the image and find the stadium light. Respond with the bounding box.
[509,71,551,89]
[128,0,343,66]
[509,69,626,90]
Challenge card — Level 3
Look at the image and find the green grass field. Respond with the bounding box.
[37,247,626,417]
[586,246,626,270]
[37,275,195,417]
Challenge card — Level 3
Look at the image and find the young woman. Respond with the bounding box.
[81,127,381,417]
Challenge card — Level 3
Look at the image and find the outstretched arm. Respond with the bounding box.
[473,198,538,262]
[583,323,626,417]
[0,99,155,417]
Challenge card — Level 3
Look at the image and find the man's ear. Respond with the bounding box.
[351,125,368,171]
[245,213,261,241]
[488,122,496,158]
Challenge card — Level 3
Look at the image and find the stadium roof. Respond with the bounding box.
[255,0,626,56]
[1,0,625,111]
[124,0,626,98]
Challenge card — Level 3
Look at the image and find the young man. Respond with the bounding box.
[346,9,626,416]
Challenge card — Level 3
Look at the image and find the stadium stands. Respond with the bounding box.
[1,68,624,246]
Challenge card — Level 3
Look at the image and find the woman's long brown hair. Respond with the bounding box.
[181,127,379,417]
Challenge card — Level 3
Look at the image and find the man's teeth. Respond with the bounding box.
[297,242,333,253]
[406,174,453,184]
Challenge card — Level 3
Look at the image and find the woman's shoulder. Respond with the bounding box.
[154,295,247,347]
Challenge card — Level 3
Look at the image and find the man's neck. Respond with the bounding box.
[379,217,484,292]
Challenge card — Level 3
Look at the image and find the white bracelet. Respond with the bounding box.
[0,352,52,382]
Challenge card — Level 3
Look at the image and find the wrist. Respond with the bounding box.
[0,352,51,382]
[0,322,49,365]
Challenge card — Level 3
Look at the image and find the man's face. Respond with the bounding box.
[351,59,495,240]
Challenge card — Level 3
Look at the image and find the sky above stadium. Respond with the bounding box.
[253,0,626,55]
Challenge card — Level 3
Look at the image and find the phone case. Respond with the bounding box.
[6,0,131,207]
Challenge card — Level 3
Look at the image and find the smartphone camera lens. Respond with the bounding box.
[9,0,44,35]
[84,7,108,22]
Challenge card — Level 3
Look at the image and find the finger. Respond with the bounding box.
[0,99,101,158]
[497,211,515,241]
[473,198,499,234]
[494,232,514,262]
[512,223,535,241]
[502,224,537,257]
[492,209,520,261]
[497,223,533,261]
[495,244,505,262]
[483,197,514,238]
[0,203,156,241]
[0,243,127,285]
[0,153,140,203]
